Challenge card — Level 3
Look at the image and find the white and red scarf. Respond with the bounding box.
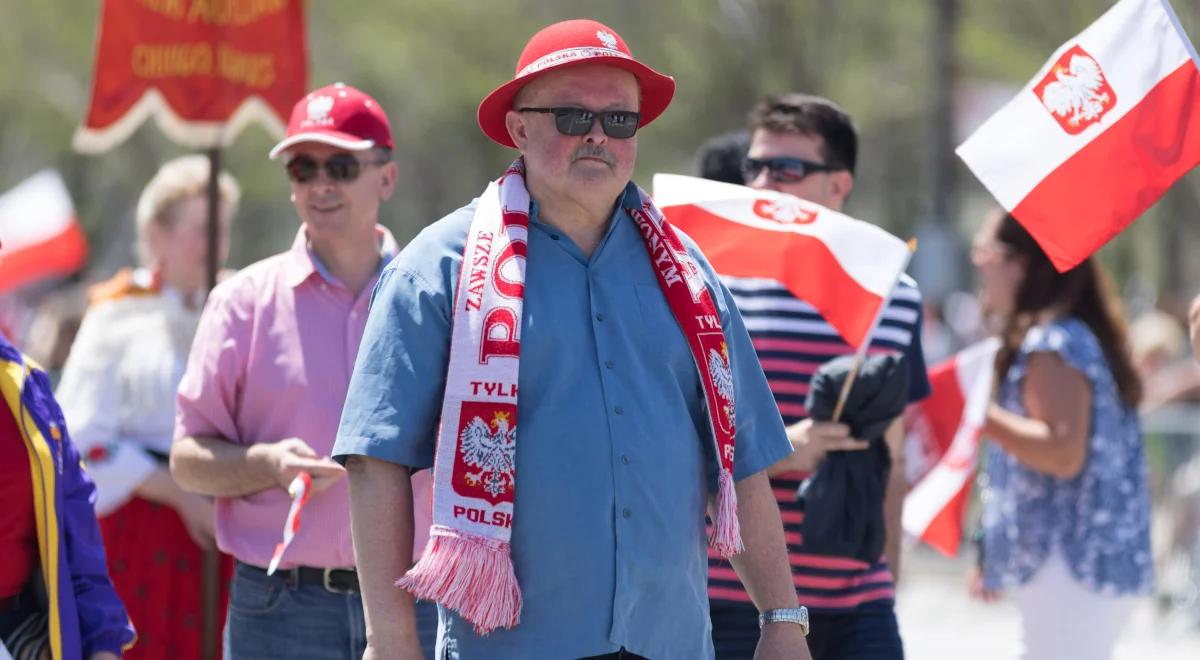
[398,160,742,634]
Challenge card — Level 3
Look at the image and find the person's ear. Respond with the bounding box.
[829,170,855,207]
[378,162,399,201]
[505,110,530,150]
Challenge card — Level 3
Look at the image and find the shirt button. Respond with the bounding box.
[621,455,630,465]
[595,312,605,322]
[604,360,615,369]
[622,508,632,519]
[550,234,560,240]
[614,405,624,415]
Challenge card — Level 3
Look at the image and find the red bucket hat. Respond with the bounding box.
[269,83,394,159]
[477,19,676,148]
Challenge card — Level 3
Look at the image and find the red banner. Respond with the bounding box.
[74,0,308,153]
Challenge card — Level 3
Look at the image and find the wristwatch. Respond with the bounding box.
[758,606,810,636]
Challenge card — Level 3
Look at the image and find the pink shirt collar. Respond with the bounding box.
[282,224,399,290]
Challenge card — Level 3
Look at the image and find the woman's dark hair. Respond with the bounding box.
[992,213,1142,407]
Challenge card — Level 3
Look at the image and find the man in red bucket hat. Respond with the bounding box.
[336,19,812,660]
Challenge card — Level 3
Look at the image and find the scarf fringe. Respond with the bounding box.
[397,530,522,635]
[709,469,744,557]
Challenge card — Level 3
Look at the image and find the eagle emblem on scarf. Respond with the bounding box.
[459,410,517,500]
[707,342,735,432]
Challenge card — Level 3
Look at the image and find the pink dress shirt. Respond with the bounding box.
[175,225,409,569]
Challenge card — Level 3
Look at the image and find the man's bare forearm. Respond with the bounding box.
[133,465,190,509]
[169,435,277,497]
[724,471,798,611]
[345,455,422,654]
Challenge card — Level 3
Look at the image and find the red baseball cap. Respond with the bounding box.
[269,83,394,159]
[477,19,676,148]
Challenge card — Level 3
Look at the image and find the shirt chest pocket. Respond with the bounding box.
[634,283,682,336]
[632,283,700,384]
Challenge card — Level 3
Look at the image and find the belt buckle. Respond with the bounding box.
[322,567,356,594]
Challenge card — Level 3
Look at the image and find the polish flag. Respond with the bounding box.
[902,338,1000,557]
[653,174,912,348]
[957,0,1200,271]
[0,171,88,293]
[267,472,313,575]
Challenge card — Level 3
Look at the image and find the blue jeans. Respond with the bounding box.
[224,562,437,659]
[224,562,364,659]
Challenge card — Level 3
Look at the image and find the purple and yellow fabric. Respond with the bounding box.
[0,333,134,659]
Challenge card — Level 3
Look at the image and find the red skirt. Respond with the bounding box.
[99,496,233,659]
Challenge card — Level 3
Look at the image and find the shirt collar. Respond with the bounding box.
[527,182,639,239]
[283,224,400,289]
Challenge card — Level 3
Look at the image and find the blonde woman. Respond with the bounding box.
[56,155,238,659]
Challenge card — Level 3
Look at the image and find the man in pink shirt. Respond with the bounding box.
[170,83,431,659]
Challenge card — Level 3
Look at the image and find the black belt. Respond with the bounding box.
[242,562,359,594]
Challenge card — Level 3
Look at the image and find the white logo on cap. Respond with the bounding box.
[596,30,617,49]
[306,96,334,122]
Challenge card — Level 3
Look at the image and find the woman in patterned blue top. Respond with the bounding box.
[970,212,1152,660]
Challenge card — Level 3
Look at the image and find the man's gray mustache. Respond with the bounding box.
[571,146,615,166]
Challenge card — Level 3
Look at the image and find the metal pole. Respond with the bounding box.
[206,148,221,292]
[202,147,221,660]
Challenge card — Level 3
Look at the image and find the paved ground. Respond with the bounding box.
[894,547,1200,659]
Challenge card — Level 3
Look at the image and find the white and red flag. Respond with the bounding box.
[902,338,1000,557]
[957,0,1200,271]
[266,472,312,575]
[0,170,88,294]
[653,174,912,348]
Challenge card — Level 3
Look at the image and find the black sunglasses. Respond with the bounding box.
[741,157,840,184]
[285,153,389,183]
[518,107,642,139]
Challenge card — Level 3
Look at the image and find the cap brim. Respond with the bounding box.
[477,56,676,149]
[268,132,377,160]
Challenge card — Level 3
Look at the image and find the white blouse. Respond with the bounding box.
[56,269,201,516]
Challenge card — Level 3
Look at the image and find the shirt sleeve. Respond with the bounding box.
[715,273,792,481]
[37,369,136,655]
[332,266,452,470]
[905,300,933,403]
[55,305,156,517]
[175,282,247,443]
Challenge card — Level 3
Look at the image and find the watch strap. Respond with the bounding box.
[758,606,810,636]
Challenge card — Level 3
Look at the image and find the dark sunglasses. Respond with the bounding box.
[741,157,840,184]
[518,107,642,139]
[285,153,389,183]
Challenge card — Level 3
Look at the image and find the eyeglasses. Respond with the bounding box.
[517,107,642,139]
[284,153,389,184]
[741,157,840,184]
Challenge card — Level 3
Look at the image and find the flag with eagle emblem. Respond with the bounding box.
[957,0,1200,271]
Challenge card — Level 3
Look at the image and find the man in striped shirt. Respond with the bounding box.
[705,93,931,659]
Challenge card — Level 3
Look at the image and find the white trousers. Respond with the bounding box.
[1012,552,1139,660]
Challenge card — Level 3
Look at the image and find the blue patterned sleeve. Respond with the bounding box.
[1019,319,1093,376]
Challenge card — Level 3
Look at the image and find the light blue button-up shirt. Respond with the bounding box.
[334,184,790,660]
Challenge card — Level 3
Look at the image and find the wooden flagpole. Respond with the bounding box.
[201,147,221,660]
[830,239,918,422]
